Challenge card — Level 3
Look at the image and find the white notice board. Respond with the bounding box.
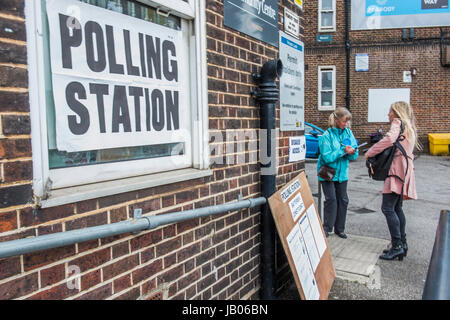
[368,88,410,122]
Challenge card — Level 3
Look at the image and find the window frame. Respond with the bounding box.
[26,0,210,208]
[317,66,336,111]
[318,0,336,32]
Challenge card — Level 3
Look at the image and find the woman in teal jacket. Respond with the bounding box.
[318,107,358,238]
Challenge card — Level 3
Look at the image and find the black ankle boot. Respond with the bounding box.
[380,244,404,261]
[402,239,408,257]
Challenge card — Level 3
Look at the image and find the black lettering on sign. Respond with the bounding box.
[151,89,164,131]
[112,85,132,132]
[139,33,147,78]
[89,83,109,133]
[66,82,90,135]
[144,88,151,131]
[146,35,161,80]
[162,40,178,82]
[129,86,143,132]
[123,29,140,76]
[166,90,179,131]
[106,25,125,75]
[59,14,82,69]
[85,21,106,72]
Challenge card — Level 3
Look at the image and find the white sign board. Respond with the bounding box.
[289,136,306,162]
[403,71,412,83]
[279,32,305,131]
[46,0,187,152]
[284,8,300,38]
[355,53,369,72]
[368,88,410,122]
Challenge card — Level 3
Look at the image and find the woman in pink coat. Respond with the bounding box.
[365,101,421,261]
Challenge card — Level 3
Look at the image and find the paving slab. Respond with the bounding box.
[327,233,389,288]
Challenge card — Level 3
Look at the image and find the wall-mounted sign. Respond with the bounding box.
[284,7,299,38]
[294,0,303,11]
[224,0,279,47]
[46,0,187,152]
[279,32,304,131]
[403,71,412,83]
[289,136,306,162]
[316,34,332,42]
[355,53,369,72]
[368,88,410,122]
[352,0,450,30]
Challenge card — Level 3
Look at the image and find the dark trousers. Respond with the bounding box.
[321,180,349,234]
[381,193,406,246]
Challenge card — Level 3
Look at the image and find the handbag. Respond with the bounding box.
[366,121,408,182]
[318,165,336,181]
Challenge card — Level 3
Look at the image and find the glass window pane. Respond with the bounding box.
[321,71,333,90]
[321,92,333,106]
[321,12,333,27]
[321,0,333,11]
[49,143,185,169]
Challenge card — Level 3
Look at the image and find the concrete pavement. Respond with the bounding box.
[279,154,450,300]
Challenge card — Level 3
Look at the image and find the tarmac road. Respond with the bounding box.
[280,154,450,300]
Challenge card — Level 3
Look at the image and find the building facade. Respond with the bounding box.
[303,0,450,149]
[0,0,305,300]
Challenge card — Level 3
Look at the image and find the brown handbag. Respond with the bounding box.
[318,165,336,181]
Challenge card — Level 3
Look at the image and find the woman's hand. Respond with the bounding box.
[344,145,355,155]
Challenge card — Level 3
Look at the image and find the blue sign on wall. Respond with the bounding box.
[365,0,449,17]
[316,34,333,42]
[352,0,450,30]
[224,0,279,47]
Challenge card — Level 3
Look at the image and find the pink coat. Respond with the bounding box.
[365,118,417,200]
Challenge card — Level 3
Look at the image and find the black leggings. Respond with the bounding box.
[381,193,406,244]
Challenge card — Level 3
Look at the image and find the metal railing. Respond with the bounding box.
[0,197,266,260]
[422,209,450,300]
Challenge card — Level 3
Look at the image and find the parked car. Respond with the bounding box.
[304,122,360,158]
[305,122,325,158]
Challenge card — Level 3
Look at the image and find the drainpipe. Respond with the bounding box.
[252,59,283,300]
[345,0,351,111]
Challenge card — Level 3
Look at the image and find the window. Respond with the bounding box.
[318,0,335,32]
[26,0,209,207]
[318,66,335,111]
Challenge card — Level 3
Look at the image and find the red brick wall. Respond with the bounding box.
[0,0,304,300]
[303,0,450,150]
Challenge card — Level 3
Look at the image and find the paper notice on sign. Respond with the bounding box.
[288,193,305,222]
[299,214,320,272]
[281,179,301,203]
[286,224,320,300]
[289,136,306,162]
[306,205,326,258]
[355,53,369,72]
[279,32,304,131]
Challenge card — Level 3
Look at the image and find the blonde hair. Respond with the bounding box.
[328,107,352,128]
[390,101,422,151]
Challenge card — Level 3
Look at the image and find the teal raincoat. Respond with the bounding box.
[317,127,359,183]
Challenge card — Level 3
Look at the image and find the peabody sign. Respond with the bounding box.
[224,0,279,47]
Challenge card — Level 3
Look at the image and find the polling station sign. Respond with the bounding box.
[46,0,187,152]
[352,0,450,30]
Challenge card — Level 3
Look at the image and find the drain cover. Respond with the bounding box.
[351,207,376,214]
